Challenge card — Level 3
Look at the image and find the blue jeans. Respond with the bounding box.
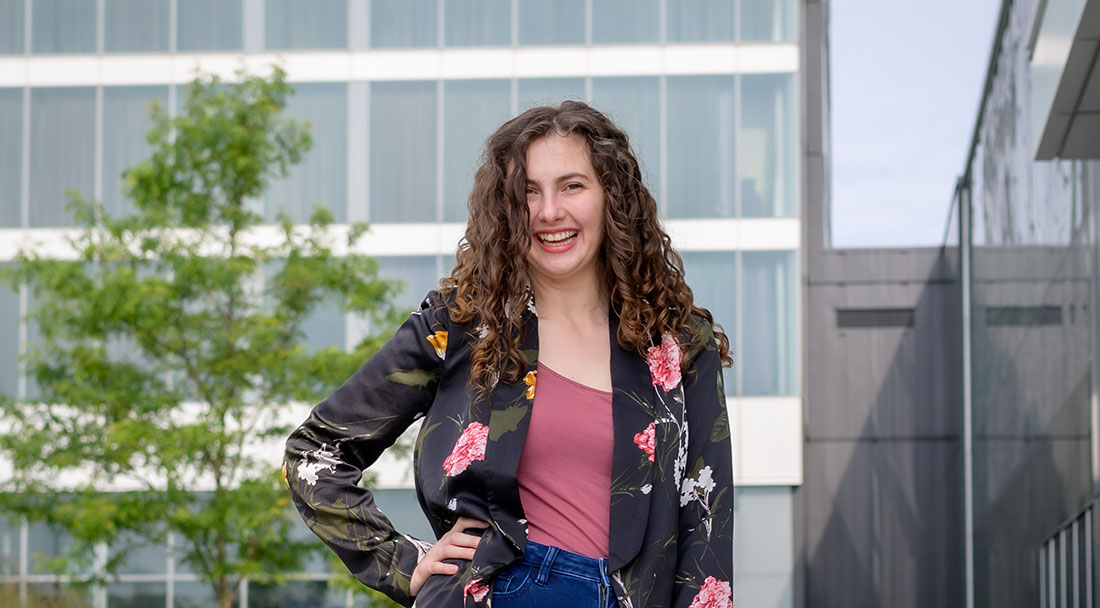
[491,541,618,607]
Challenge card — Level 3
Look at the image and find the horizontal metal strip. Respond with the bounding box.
[836,307,915,328]
[0,218,800,260]
[0,45,800,88]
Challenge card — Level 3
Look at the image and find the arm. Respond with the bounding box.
[284,293,448,607]
[674,326,735,607]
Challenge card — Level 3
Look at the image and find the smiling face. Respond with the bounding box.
[523,132,606,289]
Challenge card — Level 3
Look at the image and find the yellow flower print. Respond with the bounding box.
[426,330,448,359]
[524,370,537,400]
[281,460,289,488]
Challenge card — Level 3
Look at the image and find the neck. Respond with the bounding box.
[528,272,608,323]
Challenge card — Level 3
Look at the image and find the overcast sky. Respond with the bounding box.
[829,0,1003,248]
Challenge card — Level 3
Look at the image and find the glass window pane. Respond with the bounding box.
[444,0,510,46]
[265,83,347,224]
[0,0,25,53]
[30,87,95,227]
[592,0,658,43]
[174,582,233,608]
[265,0,347,50]
[31,0,96,53]
[739,0,795,42]
[374,488,435,540]
[27,584,90,606]
[0,88,21,227]
[370,0,437,48]
[590,77,661,196]
[667,0,734,42]
[370,81,437,223]
[105,0,169,52]
[734,487,793,574]
[27,521,84,574]
[442,79,511,222]
[741,251,797,396]
[248,581,347,608]
[740,74,796,218]
[375,256,440,315]
[111,531,169,575]
[107,582,168,608]
[102,86,169,219]
[517,78,585,111]
[518,0,584,45]
[178,0,243,51]
[265,260,346,352]
[0,514,17,575]
[682,251,736,394]
[667,76,735,218]
[0,267,16,399]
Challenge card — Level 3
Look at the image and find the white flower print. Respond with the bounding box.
[641,484,652,495]
[296,446,341,486]
[448,498,458,511]
[680,465,717,538]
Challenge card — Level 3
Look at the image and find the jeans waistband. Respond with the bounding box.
[519,540,612,588]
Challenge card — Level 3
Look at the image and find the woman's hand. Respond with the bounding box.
[410,516,489,597]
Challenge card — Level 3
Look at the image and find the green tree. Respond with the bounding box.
[0,67,404,608]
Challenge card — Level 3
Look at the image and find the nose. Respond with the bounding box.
[534,190,565,223]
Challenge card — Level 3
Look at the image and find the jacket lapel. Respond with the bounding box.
[607,313,655,572]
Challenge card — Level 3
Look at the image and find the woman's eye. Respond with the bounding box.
[564,182,582,191]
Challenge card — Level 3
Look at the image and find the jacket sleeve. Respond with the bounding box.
[283,292,448,607]
[673,324,735,607]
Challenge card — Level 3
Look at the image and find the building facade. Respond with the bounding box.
[0,1,804,606]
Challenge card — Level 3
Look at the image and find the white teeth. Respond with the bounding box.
[537,231,577,243]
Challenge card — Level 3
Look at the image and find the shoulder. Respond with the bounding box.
[680,314,719,368]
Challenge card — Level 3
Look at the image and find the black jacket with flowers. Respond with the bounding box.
[284,291,734,608]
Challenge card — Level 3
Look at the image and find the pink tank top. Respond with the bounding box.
[516,363,613,558]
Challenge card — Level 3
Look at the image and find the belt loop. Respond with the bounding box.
[598,557,611,588]
[535,545,559,585]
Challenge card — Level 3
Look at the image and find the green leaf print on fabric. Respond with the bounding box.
[386,368,439,388]
[709,409,730,442]
[488,404,529,441]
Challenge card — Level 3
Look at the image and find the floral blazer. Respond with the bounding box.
[284,291,734,608]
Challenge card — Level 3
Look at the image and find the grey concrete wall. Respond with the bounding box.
[801,248,964,608]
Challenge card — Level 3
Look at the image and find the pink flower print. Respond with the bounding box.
[646,334,682,391]
[688,576,733,608]
[443,422,490,477]
[464,578,490,603]
[633,421,656,462]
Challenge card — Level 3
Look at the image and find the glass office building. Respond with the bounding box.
[0,1,803,606]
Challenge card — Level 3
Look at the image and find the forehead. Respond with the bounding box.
[523,132,594,177]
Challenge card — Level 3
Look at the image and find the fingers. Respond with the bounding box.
[453,516,489,531]
[439,543,478,561]
[448,532,483,548]
[430,560,460,575]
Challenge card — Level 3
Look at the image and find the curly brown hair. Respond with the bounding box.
[439,100,732,397]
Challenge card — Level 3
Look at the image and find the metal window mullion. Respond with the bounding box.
[1075,519,1081,608]
[510,0,518,46]
[240,577,249,608]
[1052,542,1059,608]
[776,256,787,393]
[436,0,443,47]
[1042,540,1048,608]
[584,0,592,45]
[657,74,667,217]
[510,78,518,115]
[735,250,744,396]
[20,86,29,229]
[435,79,443,223]
[93,541,107,608]
[94,86,103,203]
[168,0,178,53]
[166,532,174,608]
[19,517,27,605]
[657,0,666,44]
[96,0,105,54]
[22,0,30,54]
[1086,509,1093,608]
[1064,528,1070,608]
[732,74,741,218]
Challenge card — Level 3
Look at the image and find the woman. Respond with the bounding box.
[284,101,734,608]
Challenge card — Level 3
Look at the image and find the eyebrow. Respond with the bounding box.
[526,172,592,184]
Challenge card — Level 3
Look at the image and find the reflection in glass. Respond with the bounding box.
[265,83,347,224]
[27,521,82,574]
[590,77,661,195]
[0,270,16,399]
[0,88,21,227]
[370,81,437,223]
[375,256,441,315]
[31,0,96,53]
[740,74,796,218]
[265,0,347,50]
[0,0,24,53]
[111,530,169,575]
[248,581,346,608]
[178,0,243,51]
[105,0,169,52]
[518,0,584,45]
[107,582,168,608]
[739,0,795,42]
[444,0,510,46]
[667,76,735,218]
[741,251,797,396]
[442,80,511,222]
[681,251,737,394]
[30,87,95,227]
[375,488,436,540]
[27,584,90,607]
[517,78,585,112]
[666,0,734,42]
[102,86,169,218]
[370,0,437,48]
[173,581,224,608]
[592,0,659,43]
[0,514,17,575]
